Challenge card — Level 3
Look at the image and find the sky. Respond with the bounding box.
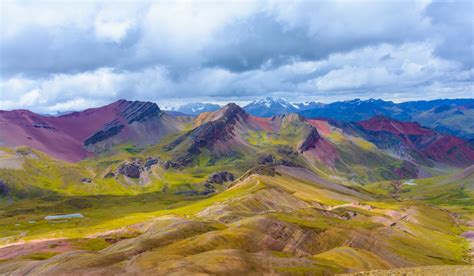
[0,0,473,112]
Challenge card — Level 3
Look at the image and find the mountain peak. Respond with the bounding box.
[245,97,301,117]
[193,103,248,126]
[219,103,248,123]
[117,100,161,124]
[254,97,294,108]
[113,99,129,105]
[223,102,243,111]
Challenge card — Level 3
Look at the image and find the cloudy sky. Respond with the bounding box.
[0,0,473,112]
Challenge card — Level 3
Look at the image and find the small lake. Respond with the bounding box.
[45,213,84,220]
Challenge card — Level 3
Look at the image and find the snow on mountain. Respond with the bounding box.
[168,102,221,115]
[244,97,321,117]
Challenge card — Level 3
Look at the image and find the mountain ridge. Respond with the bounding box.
[238,97,474,139]
[0,99,473,275]
[0,99,186,161]
[2,99,472,170]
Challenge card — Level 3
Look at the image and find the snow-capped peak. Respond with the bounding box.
[251,97,294,108]
[170,102,221,115]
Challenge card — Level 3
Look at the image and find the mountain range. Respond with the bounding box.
[0,99,473,274]
[243,97,323,117]
[167,102,221,116]
[169,98,474,140]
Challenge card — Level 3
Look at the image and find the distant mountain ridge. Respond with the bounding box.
[1,98,473,170]
[159,97,473,140]
[244,97,322,117]
[167,102,221,115]
[330,115,474,168]
[242,97,473,139]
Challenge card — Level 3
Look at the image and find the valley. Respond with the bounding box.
[0,100,473,275]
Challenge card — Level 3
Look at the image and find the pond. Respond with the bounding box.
[44,213,84,220]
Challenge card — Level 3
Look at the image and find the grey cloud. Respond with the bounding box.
[0,0,439,77]
[202,13,314,72]
[424,0,474,68]
[201,5,431,73]
[0,24,142,77]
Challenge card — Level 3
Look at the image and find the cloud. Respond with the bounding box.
[206,0,433,71]
[308,43,462,91]
[94,19,133,43]
[2,41,471,112]
[424,0,474,68]
[0,0,472,111]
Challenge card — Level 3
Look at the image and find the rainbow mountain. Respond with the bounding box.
[0,99,473,275]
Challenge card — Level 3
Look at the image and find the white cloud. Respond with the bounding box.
[94,19,132,43]
[1,40,471,113]
[0,0,472,110]
[308,43,462,92]
[46,98,101,112]
[19,89,42,106]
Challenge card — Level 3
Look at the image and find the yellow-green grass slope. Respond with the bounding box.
[0,165,470,275]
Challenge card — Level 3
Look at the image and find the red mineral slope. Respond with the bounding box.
[0,100,182,162]
[0,109,95,162]
[306,119,331,136]
[358,116,432,136]
[247,116,272,131]
[356,116,474,167]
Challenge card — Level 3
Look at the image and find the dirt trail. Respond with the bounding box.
[462,221,474,264]
[326,202,373,211]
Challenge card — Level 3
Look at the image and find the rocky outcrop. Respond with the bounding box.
[175,180,218,196]
[180,171,236,197]
[277,146,298,158]
[202,183,216,194]
[258,154,276,165]
[299,127,321,153]
[207,171,235,184]
[32,123,55,130]
[0,180,8,196]
[119,100,161,124]
[241,165,281,179]
[84,120,125,147]
[144,158,160,171]
[114,157,161,179]
[162,160,181,170]
[118,162,142,178]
